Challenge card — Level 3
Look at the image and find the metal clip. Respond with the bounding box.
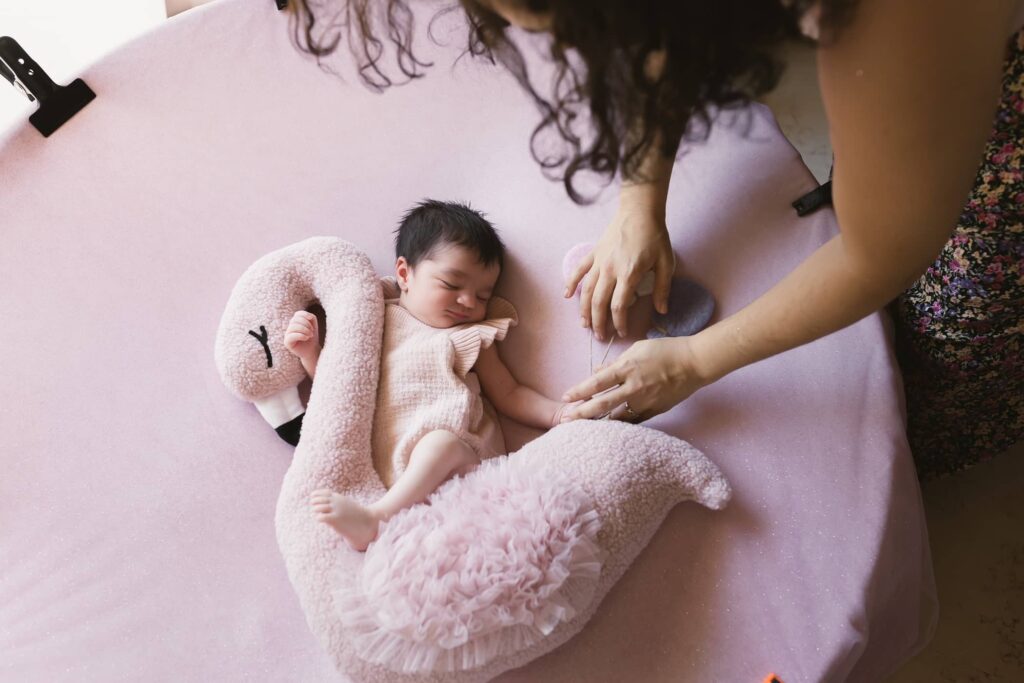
[0,36,95,137]
[0,47,36,102]
[792,180,833,217]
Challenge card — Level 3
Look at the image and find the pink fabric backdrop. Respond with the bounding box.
[0,1,935,681]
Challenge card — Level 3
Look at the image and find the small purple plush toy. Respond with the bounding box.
[646,278,716,339]
[561,243,715,338]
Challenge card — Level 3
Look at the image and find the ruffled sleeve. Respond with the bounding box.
[380,275,401,301]
[449,297,518,377]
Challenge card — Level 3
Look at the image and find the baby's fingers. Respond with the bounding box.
[290,310,317,329]
[284,331,310,347]
[285,320,308,341]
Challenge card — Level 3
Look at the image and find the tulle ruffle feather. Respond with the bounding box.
[334,458,604,673]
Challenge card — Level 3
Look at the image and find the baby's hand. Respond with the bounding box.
[552,401,582,426]
[284,311,320,359]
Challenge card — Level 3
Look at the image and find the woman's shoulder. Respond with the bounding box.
[790,0,1024,41]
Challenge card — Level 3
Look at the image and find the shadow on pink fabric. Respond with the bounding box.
[214,237,731,680]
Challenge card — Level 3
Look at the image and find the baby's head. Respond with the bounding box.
[394,200,506,328]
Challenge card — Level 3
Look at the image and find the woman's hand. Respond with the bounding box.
[560,336,709,421]
[565,200,675,342]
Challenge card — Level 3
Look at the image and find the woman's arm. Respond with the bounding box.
[695,0,1012,380]
[564,0,1014,418]
[474,344,568,429]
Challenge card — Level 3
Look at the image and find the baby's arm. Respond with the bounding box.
[474,344,571,429]
[284,311,321,379]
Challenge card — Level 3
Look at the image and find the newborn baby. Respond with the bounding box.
[285,200,572,550]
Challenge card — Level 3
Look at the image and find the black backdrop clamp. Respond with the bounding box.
[792,180,833,217]
[0,36,95,138]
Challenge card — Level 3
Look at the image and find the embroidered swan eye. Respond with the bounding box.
[248,325,273,368]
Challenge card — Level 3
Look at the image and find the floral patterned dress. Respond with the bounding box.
[890,28,1024,480]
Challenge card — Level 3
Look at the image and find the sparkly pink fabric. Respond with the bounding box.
[0,0,944,680]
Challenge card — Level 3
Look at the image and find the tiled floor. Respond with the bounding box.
[890,443,1024,682]
[766,41,1024,683]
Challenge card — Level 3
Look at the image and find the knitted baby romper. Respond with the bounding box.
[372,278,518,489]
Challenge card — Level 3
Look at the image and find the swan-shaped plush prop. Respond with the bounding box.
[215,237,732,681]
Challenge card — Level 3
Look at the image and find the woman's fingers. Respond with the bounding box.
[609,402,645,422]
[578,269,596,329]
[590,272,617,341]
[568,385,630,420]
[565,250,595,298]
[609,273,640,338]
[563,362,624,403]
[653,251,675,315]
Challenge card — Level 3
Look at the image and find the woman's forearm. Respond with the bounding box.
[619,130,675,213]
[689,232,927,384]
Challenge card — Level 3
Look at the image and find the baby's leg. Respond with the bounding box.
[310,430,478,551]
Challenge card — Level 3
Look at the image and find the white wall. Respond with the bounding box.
[0,0,166,133]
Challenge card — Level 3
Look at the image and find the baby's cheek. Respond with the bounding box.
[428,291,448,309]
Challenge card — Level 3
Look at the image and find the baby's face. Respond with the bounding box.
[396,244,501,328]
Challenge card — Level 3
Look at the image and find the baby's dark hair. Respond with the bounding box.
[394,200,505,270]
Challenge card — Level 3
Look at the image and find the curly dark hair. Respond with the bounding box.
[286,0,858,203]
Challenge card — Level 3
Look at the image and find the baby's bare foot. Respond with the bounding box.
[309,488,380,551]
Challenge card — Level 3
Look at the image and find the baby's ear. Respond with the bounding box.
[395,257,410,290]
